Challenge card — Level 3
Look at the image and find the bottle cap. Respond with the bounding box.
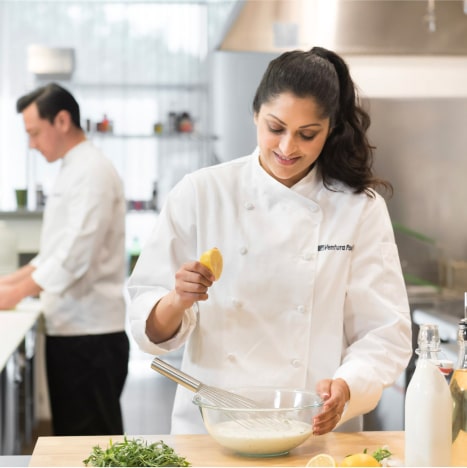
[432,358,454,376]
[417,323,441,352]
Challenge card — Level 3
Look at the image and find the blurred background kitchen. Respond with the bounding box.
[1,0,467,461]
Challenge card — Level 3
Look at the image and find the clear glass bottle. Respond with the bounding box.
[128,236,141,275]
[405,323,452,466]
[450,317,467,466]
[36,183,46,209]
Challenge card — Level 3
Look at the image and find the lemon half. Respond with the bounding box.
[199,247,223,280]
[306,453,336,467]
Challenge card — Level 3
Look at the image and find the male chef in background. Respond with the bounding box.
[0,83,129,436]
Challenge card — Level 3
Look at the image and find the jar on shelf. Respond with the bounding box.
[177,112,194,133]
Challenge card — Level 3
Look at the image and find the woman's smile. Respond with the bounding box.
[274,151,300,165]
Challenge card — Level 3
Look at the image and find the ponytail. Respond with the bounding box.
[310,47,392,196]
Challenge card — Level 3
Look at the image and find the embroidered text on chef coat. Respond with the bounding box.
[318,244,354,251]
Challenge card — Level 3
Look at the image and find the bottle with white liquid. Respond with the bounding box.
[404,323,452,466]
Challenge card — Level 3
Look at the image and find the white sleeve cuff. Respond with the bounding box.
[129,290,197,355]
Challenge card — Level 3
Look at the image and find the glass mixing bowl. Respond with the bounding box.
[193,386,324,457]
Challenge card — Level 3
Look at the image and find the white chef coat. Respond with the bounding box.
[128,148,412,434]
[31,140,126,336]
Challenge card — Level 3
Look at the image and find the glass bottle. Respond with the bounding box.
[450,318,467,466]
[128,236,141,275]
[36,183,46,209]
[150,181,158,212]
[405,323,452,466]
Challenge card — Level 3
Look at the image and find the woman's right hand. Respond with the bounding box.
[172,260,216,310]
[145,260,216,344]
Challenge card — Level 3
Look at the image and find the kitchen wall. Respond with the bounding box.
[210,51,275,161]
[369,97,467,267]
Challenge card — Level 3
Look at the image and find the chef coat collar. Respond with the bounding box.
[252,146,323,202]
[61,140,93,167]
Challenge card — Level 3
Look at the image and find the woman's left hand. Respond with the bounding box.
[312,378,350,435]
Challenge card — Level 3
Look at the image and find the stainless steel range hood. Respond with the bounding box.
[219,0,467,55]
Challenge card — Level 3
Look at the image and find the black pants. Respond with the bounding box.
[46,331,129,436]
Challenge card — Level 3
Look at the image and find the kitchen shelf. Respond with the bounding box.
[0,210,43,220]
[71,82,208,91]
[90,132,216,140]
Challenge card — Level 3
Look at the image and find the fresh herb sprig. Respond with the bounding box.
[83,436,191,467]
[372,447,392,463]
[362,446,393,463]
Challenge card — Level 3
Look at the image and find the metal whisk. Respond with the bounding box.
[150,357,259,409]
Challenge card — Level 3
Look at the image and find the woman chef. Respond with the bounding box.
[128,47,412,435]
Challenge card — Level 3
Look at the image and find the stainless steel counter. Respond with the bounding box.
[0,300,42,456]
[0,455,30,466]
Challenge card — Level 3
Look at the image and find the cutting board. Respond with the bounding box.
[29,431,404,466]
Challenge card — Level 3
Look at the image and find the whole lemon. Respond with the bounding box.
[339,453,381,467]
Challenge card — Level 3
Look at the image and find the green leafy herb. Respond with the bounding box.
[83,436,191,467]
[359,447,392,463]
[372,447,392,463]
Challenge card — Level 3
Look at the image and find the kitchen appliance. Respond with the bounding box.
[219,0,467,54]
[1,352,20,455]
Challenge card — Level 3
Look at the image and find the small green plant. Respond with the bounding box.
[83,436,191,467]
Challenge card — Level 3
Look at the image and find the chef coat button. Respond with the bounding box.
[297,305,305,313]
[302,252,313,261]
[231,298,242,308]
[227,353,236,362]
[244,201,255,210]
[239,246,248,255]
[291,359,301,368]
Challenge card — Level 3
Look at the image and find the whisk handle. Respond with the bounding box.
[151,357,201,393]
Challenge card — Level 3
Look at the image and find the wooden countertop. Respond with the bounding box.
[0,299,42,371]
[29,431,404,467]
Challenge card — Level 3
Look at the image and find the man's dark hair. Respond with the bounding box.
[16,83,82,129]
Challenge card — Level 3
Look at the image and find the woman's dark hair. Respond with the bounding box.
[252,46,391,196]
[16,83,82,130]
